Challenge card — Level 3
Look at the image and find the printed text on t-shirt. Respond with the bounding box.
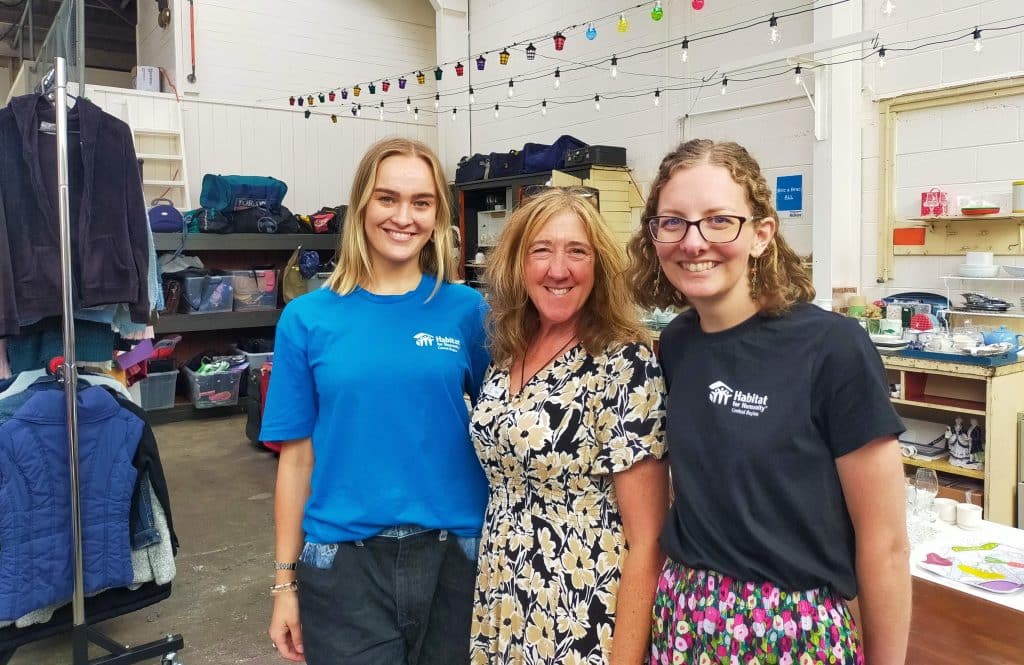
[707,380,768,417]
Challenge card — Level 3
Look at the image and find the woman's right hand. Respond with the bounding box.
[269,591,304,661]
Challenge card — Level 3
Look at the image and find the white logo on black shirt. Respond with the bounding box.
[708,380,768,417]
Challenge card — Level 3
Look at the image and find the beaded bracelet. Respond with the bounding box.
[270,580,298,595]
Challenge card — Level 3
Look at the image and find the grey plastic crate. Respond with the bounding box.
[138,370,179,411]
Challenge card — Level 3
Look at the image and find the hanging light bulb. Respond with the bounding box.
[794,65,803,86]
[720,76,728,95]
[881,0,895,16]
[500,48,510,65]
[378,102,384,121]
[356,104,362,117]
[469,87,475,104]
[651,0,664,21]
[768,14,781,45]
[617,12,629,32]
[541,99,547,116]
[973,27,983,53]
[610,55,618,79]
[451,108,457,122]
[878,46,887,68]
[653,89,661,106]
[526,43,537,60]
[553,31,566,50]
[406,97,411,112]
[594,94,601,111]
[414,107,419,120]
[507,79,515,98]
[434,93,440,110]
[586,23,597,40]
[494,103,500,119]
[680,37,689,63]
[553,68,561,89]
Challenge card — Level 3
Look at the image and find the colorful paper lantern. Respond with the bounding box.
[289,96,296,106]
[398,77,407,89]
[382,80,390,92]
[434,67,443,81]
[306,95,314,105]
[455,62,465,76]
[416,71,426,84]
[297,96,304,106]
[651,0,664,21]
[341,88,349,99]
[553,32,566,50]
[525,43,537,60]
[476,54,486,70]
[586,24,597,40]
[368,82,376,94]
[328,90,336,101]
[318,92,325,103]
[353,85,361,97]
[499,49,510,65]
[304,109,311,118]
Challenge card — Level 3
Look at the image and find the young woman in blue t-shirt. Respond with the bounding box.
[262,137,490,664]
[627,140,910,664]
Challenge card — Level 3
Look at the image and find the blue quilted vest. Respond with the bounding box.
[0,386,141,620]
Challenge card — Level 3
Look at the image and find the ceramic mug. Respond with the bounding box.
[956,503,983,529]
[934,497,957,523]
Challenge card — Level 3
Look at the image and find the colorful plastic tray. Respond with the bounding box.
[919,543,1024,594]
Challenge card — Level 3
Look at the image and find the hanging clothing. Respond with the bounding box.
[0,386,141,621]
[4,317,116,373]
[0,94,150,337]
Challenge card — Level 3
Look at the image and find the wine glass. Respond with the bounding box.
[915,468,940,523]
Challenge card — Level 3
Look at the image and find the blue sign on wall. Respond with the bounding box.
[776,175,803,216]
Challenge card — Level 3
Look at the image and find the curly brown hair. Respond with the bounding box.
[485,188,649,369]
[626,139,814,315]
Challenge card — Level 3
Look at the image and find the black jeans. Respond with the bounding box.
[296,529,476,665]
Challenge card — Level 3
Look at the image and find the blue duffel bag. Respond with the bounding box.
[521,135,588,174]
[200,174,288,212]
[455,154,489,183]
[487,150,524,178]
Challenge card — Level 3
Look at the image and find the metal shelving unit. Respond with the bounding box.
[153,310,281,334]
[153,233,340,252]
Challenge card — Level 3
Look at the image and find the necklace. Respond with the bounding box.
[517,334,577,396]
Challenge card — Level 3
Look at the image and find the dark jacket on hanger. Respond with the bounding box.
[0,386,139,621]
[0,94,150,337]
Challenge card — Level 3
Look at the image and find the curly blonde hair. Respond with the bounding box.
[626,139,814,315]
[486,188,649,369]
[326,137,456,300]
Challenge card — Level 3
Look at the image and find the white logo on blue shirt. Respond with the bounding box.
[414,332,435,347]
[413,332,461,353]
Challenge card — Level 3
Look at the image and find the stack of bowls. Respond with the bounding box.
[958,252,998,278]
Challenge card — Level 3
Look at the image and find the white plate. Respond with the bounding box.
[957,264,1000,278]
[870,334,904,345]
[1001,265,1024,277]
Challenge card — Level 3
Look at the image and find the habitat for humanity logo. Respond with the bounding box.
[707,380,768,417]
[413,332,462,353]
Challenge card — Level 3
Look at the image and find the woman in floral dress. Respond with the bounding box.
[470,187,669,664]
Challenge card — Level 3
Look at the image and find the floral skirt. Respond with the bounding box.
[651,560,863,665]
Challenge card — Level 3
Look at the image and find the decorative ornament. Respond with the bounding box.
[304,109,311,119]
[341,88,349,99]
[318,92,325,103]
[610,55,618,78]
[328,90,336,101]
[652,0,664,21]
[331,114,337,123]
[553,67,561,89]
[416,71,426,84]
[306,95,314,105]
[507,79,515,98]
[680,37,689,62]
[434,66,443,81]
[553,31,566,50]
[500,48,510,65]
[289,96,296,106]
[617,13,629,32]
[586,23,597,40]
[476,54,487,70]
[691,0,704,9]
[382,80,390,92]
[455,62,465,76]
[768,14,781,45]
[398,77,407,89]
[525,43,537,60]
[353,85,361,97]
[368,82,376,94]
[297,96,304,107]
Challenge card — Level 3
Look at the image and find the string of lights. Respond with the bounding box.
[292,16,1024,124]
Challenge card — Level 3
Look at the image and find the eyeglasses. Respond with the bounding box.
[520,184,600,208]
[646,215,748,244]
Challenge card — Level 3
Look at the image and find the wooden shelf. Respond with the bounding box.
[153,309,281,333]
[941,275,1024,282]
[892,396,986,416]
[137,153,183,161]
[905,214,1024,223]
[134,127,180,136]
[153,233,339,251]
[143,179,186,187]
[901,455,985,480]
[948,309,1024,319]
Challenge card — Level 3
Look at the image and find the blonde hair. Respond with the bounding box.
[626,139,814,315]
[486,188,649,369]
[326,137,456,299]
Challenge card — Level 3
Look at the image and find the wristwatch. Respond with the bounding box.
[275,561,297,570]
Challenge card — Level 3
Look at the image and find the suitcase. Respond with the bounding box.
[564,145,627,168]
[245,363,281,454]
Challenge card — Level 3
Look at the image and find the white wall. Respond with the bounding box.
[137,0,176,87]
[87,86,436,214]
[861,0,1024,303]
[173,0,438,106]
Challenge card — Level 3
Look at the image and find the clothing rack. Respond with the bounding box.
[49,55,184,665]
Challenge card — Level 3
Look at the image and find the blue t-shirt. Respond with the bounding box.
[259,275,490,543]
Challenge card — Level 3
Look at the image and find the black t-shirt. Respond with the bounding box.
[658,302,904,599]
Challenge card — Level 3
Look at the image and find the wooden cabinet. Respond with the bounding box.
[882,355,1024,525]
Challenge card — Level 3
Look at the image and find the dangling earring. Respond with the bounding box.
[749,256,761,300]
[654,265,662,294]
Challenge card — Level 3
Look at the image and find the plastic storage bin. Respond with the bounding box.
[182,365,243,409]
[180,274,234,314]
[230,269,279,311]
[230,345,274,370]
[138,370,179,410]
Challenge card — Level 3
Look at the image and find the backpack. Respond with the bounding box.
[147,198,185,232]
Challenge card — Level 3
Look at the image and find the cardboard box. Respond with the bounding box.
[131,66,161,92]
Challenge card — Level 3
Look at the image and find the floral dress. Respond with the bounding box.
[469,341,666,665]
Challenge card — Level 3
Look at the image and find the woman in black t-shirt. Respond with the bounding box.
[626,139,909,664]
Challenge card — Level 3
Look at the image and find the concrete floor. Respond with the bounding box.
[10,415,284,665]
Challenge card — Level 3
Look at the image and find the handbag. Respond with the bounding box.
[148,198,185,232]
[282,247,308,302]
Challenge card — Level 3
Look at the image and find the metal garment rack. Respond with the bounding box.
[49,55,185,665]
